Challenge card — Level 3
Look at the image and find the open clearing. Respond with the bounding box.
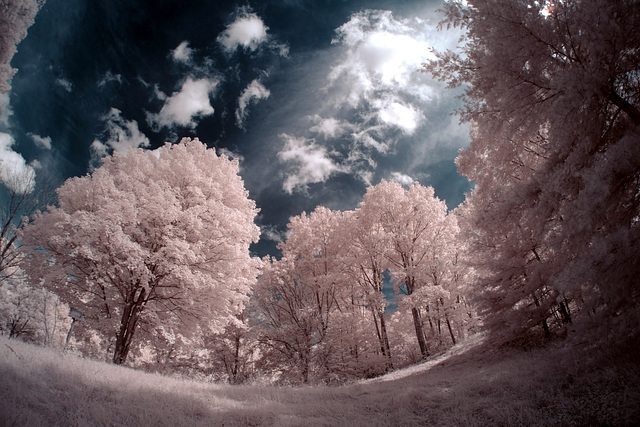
[1,333,639,426]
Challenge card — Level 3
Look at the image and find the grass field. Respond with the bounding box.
[1,332,639,426]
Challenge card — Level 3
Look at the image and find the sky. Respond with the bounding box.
[2,0,471,257]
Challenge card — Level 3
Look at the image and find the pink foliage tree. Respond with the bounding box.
[22,138,261,364]
[423,0,640,340]
[359,180,456,358]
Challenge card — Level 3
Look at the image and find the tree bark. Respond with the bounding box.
[112,287,146,365]
[446,314,456,345]
[378,310,393,370]
[411,307,429,358]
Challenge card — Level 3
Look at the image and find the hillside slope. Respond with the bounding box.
[1,334,638,426]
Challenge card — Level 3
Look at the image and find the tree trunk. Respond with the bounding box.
[559,300,572,324]
[411,307,429,358]
[113,288,146,365]
[231,335,241,384]
[445,314,456,345]
[378,310,393,370]
[532,293,550,338]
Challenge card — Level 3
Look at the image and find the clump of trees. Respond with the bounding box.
[423,0,640,341]
[251,181,471,384]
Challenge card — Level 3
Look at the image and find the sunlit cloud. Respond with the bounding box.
[146,77,218,130]
[329,10,436,102]
[374,96,421,135]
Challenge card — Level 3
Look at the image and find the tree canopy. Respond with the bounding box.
[22,138,261,364]
[423,0,640,340]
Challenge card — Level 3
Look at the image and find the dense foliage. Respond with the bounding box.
[423,0,640,341]
[20,139,261,364]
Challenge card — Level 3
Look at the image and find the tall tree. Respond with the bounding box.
[424,0,640,339]
[341,209,393,369]
[359,180,452,358]
[22,138,261,364]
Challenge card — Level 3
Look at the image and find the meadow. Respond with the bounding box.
[2,331,638,426]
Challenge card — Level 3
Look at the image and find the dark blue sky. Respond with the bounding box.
[3,0,470,257]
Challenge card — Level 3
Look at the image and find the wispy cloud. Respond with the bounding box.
[27,132,52,150]
[260,224,288,244]
[390,171,414,186]
[97,70,123,88]
[172,41,194,64]
[236,79,270,128]
[91,108,149,168]
[273,10,449,190]
[146,77,218,130]
[55,78,73,92]
[278,133,345,194]
[309,116,354,139]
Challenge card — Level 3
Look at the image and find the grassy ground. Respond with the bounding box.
[1,333,639,426]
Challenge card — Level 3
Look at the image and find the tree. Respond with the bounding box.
[423,0,640,340]
[341,209,393,369]
[359,180,454,358]
[252,207,348,383]
[22,138,261,364]
[0,267,68,346]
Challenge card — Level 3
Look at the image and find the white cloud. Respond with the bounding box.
[147,77,218,130]
[27,132,52,150]
[236,79,270,128]
[172,41,194,64]
[278,133,345,193]
[391,172,415,186]
[217,8,288,57]
[0,132,36,193]
[218,12,268,53]
[329,10,435,102]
